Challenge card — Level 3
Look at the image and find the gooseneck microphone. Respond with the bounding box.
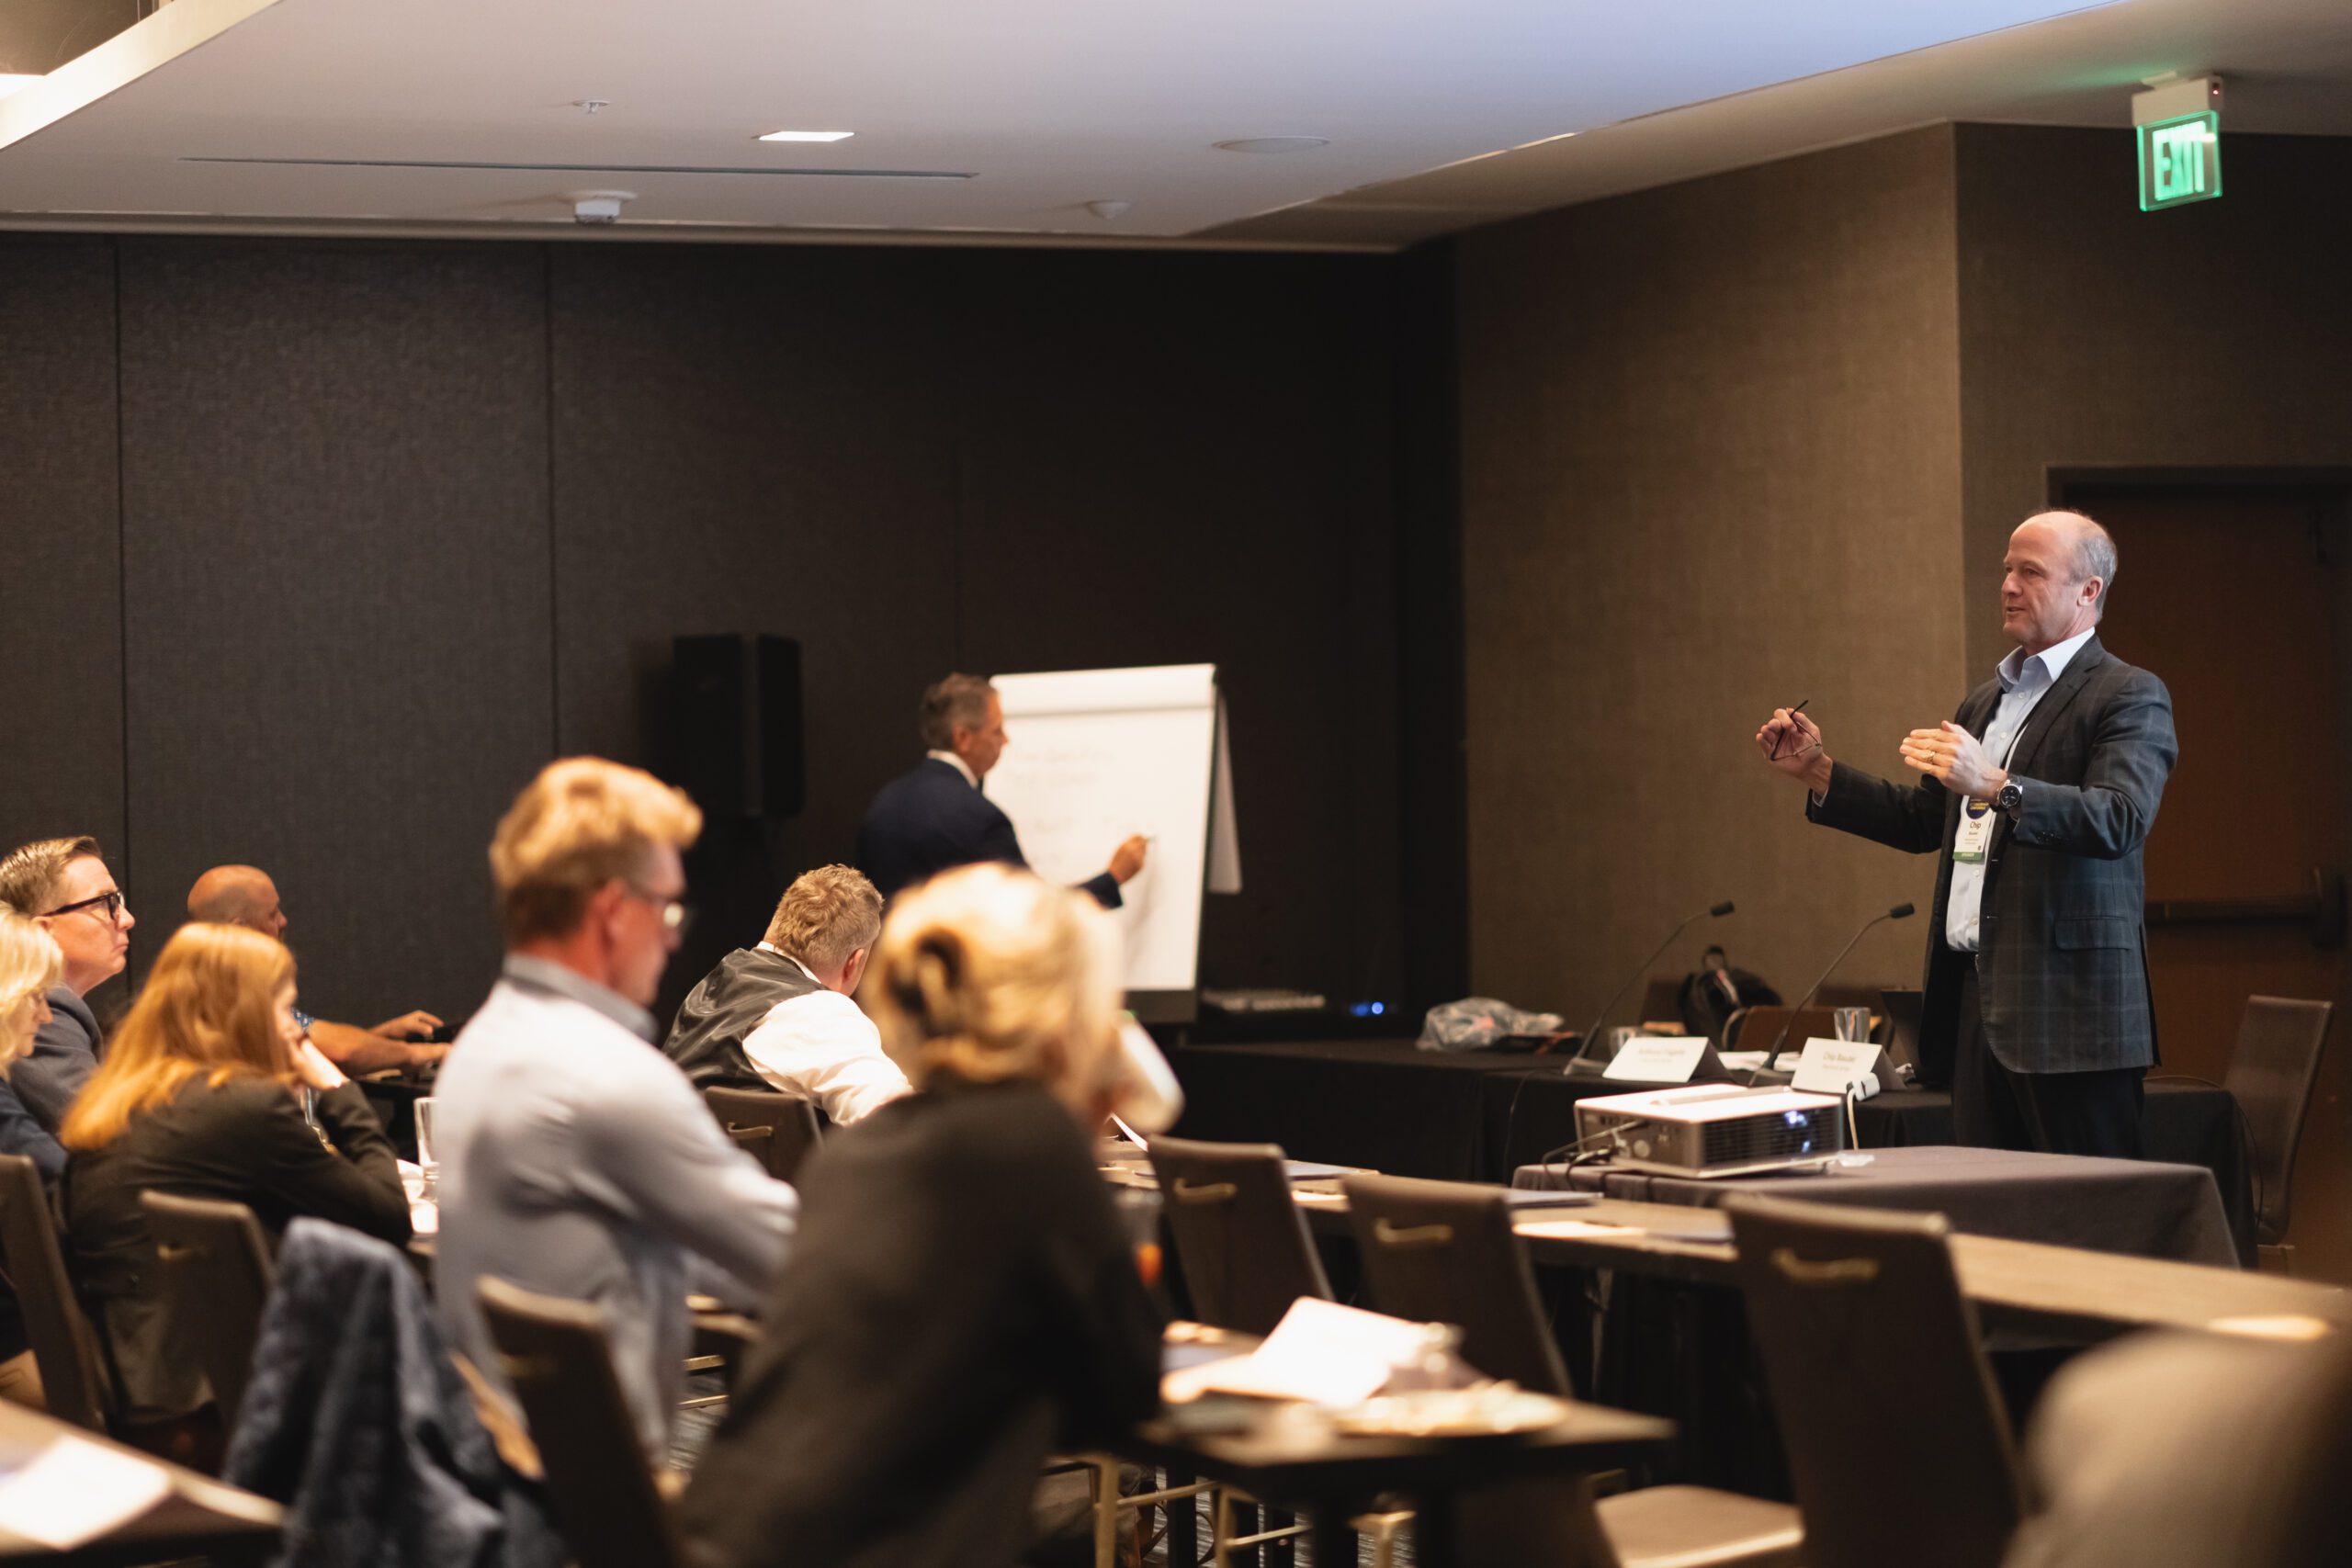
[1561,899,1736,1076]
[1743,902,1916,1087]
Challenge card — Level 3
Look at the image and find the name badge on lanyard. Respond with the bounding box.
[1952,797,1997,864]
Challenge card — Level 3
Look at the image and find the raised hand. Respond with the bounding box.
[1755,707,1832,793]
[1898,721,2005,798]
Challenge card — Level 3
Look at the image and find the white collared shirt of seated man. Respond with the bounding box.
[741,940,908,1125]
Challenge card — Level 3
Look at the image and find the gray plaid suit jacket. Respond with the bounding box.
[1806,636,2177,1081]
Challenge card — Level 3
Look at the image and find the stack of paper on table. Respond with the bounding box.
[1162,1299,1433,1407]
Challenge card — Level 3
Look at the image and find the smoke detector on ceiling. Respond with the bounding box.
[1213,137,1329,154]
[566,189,635,224]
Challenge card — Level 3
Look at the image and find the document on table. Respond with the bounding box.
[0,1433,172,1548]
[1161,1298,1429,1407]
[1513,1217,1648,1240]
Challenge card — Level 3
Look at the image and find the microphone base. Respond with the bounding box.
[1560,1056,1612,1077]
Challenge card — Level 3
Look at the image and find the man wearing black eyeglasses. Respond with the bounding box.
[0,836,137,1131]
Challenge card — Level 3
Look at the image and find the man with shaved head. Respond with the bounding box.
[1757,511,2177,1158]
[187,864,447,1076]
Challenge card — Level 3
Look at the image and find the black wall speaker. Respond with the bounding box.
[673,635,805,818]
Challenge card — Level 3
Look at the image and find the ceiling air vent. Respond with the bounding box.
[179,157,974,180]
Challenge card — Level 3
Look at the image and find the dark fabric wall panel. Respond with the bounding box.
[19,232,1424,1033]
[548,245,963,1014]
[0,239,126,905]
[945,250,1408,1006]
[552,244,1410,1013]
[1390,243,1470,1013]
[117,241,554,1023]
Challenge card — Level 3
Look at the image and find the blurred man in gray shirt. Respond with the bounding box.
[435,757,797,1458]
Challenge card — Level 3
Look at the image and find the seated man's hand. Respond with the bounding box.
[403,1040,452,1072]
[374,1009,445,1041]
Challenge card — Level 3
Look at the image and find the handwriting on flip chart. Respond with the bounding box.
[984,667,1225,993]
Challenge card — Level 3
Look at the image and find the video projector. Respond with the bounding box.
[1574,1084,1846,1178]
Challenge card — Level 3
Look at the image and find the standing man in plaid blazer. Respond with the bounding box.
[1756,512,2177,1157]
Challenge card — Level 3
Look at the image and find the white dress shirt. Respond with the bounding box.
[1946,626,2098,953]
[741,943,910,1125]
[925,748,979,789]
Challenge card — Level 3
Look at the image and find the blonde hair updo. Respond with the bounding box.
[868,863,1121,1099]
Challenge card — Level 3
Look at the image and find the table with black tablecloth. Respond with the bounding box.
[1169,1039,2255,1261]
[1487,1077,2254,1265]
[1510,1144,2240,1267]
[1166,1039,1552,1181]
[1504,1144,2252,1488]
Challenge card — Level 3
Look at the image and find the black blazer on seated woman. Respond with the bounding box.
[681,1077,1163,1568]
[62,1077,410,1423]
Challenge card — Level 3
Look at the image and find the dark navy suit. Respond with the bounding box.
[857,759,1121,908]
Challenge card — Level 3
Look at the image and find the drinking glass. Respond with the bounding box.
[414,1096,440,1190]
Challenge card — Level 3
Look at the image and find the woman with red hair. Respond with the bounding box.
[61,921,408,1446]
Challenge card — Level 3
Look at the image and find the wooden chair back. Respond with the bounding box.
[1725,1195,2023,1568]
[477,1275,684,1568]
[1723,1006,1839,1058]
[1343,1172,1571,1395]
[2221,997,2335,1245]
[1145,1135,1329,1336]
[0,1154,114,1430]
[701,1086,823,1184]
[140,1191,277,1432]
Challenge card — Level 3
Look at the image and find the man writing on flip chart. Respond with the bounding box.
[858,673,1147,908]
[1754,511,2176,1159]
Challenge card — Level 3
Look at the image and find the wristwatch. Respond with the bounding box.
[1996,777,2024,819]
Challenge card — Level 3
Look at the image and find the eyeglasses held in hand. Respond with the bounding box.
[1767,698,1813,763]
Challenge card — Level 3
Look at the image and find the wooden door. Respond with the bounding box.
[2077,485,2351,1279]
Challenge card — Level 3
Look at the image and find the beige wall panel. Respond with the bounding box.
[1456,128,1967,1017]
[1955,126,2352,671]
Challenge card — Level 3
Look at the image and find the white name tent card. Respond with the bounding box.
[1790,1037,1901,1095]
[1601,1036,1723,1085]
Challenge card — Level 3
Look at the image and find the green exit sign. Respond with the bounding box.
[2139,112,2221,210]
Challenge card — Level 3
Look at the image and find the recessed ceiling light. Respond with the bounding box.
[0,74,42,99]
[1213,137,1329,154]
[759,130,854,143]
